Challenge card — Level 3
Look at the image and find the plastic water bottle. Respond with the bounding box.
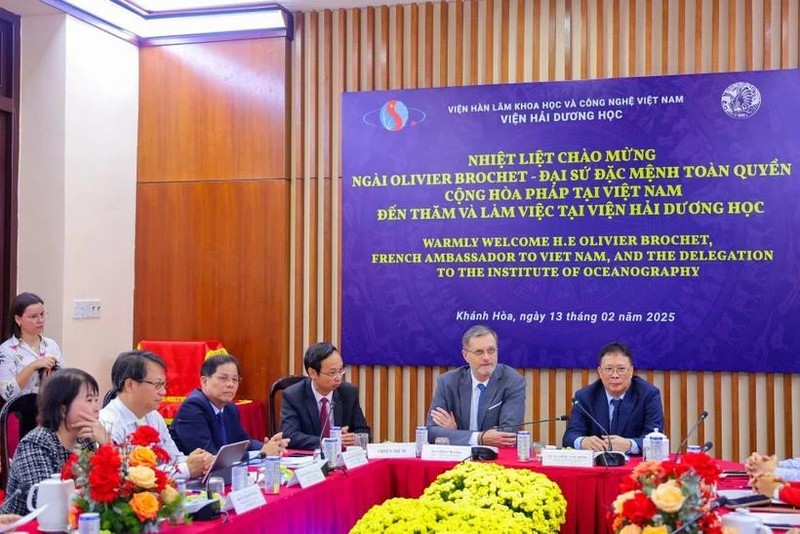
[322,437,339,468]
[330,426,343,456]
[517,431,531,462]
[262,456,281,494]
[415,426,428,457]
[231,463,248,491]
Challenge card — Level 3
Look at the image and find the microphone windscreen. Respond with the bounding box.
[700,410,709,419]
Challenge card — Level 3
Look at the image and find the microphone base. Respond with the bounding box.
[471,446,499,461]
[594,451,626,467]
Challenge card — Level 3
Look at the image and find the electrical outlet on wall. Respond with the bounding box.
[73,299,101,319]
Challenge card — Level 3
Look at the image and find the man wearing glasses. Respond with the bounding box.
[100,350,213,477]
[280,342,369,450]
[172,354,289,456]
[426,325,525,447]
[562,342,664,455]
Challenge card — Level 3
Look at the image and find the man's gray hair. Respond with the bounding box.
[461,324,498,348]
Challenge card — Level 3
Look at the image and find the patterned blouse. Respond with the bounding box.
[0,335,62,400]
[0,426,75,515]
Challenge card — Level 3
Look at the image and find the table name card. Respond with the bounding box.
[420,444,472,461]
[226,484,266,514]
[367,442,417,458]
[341,448,369,469]
[292,461,327,488]
[541,448,594,467]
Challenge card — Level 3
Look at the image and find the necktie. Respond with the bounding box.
[216,411,228,445]
[472,383,486,430]
[320,397,330,438]
[610,398,622,434]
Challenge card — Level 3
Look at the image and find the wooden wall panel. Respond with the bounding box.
[135,38,290,404]
[288,0,800,461]
[138,39,288,183]
[134,181,289,402]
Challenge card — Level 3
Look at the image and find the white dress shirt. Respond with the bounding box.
[99,397,189,476]
[468,376,488,445]
[311,383,335,432]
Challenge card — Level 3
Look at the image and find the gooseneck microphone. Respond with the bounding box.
[673,410,709,460]
[702,441,713,453]
[494,415,569,431]
[571,398,626,467]
[672,496,728,534]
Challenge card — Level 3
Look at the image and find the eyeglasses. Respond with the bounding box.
[22,312,48,320]
[466,347,497,357]
[320,367,347,378]
[138,379,168,390]
[213,374,242,385]
[599,367,630,376]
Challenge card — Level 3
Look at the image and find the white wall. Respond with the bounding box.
[18,13,138,393]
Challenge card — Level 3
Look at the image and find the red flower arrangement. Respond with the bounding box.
[610,453,723,534]
[62,425,186,533]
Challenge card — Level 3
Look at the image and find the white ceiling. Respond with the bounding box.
[0,0,420,17]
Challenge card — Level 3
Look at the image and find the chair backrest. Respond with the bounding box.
[0,393,39,489]
[268,375,306,436]
[102,388,117,408]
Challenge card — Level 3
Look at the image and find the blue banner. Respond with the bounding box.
[341,69,800,372]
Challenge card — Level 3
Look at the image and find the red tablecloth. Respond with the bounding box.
[17,453,754,534]
[167,450,644,534]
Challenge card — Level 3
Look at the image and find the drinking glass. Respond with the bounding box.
[532,441,544,461]
[355,432,369,451]
[206,476,226,501]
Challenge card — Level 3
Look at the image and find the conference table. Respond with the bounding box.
[157,449,744,534]
[18,449,750,533]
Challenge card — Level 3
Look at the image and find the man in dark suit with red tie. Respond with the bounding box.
[280,342,369,450]
[562,342,664,455]
[173,354,288,456]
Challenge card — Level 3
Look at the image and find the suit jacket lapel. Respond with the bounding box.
[458,369,473,428]
[616,383,639,436]
[595,389,612,434]
[303,381,322,433]
[198,391,222,446]
[332,390,342,427]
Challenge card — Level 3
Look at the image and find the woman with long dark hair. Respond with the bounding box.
[0,292,62,400]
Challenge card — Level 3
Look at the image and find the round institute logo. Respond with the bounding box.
[362,100,427,131]
[721,82,761,119]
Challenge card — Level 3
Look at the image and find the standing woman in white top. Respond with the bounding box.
[0,292,62,400]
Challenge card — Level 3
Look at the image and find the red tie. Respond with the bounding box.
[320,397,330,438]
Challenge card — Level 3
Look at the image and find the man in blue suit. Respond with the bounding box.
[562,342,664,455]
[426,325,525,447]
[280,342,370,450]
[173,354,288,456]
